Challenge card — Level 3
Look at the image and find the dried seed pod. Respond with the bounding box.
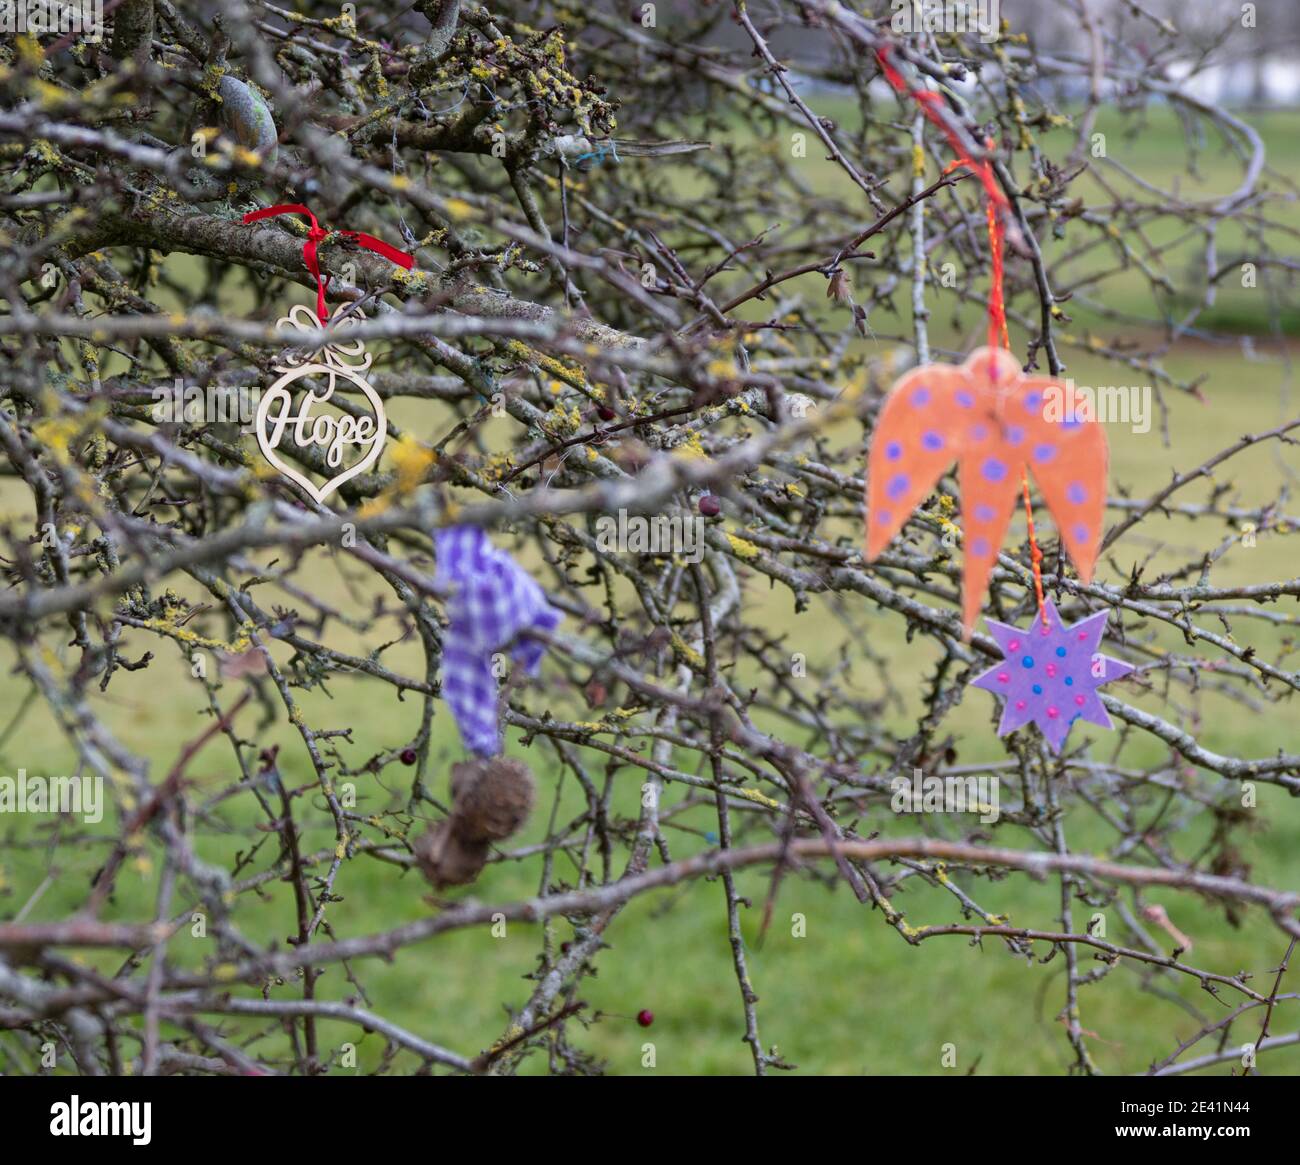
[413,757,535,889]
[451,756,535,843]
[412,821,489,888]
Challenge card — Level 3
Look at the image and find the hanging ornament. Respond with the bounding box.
[865,345,1108,634]
[863,48,1110,636]
[255,303,387,502]
[969,599,1133,753]
[434,525,563,757]
[242,204,413,502]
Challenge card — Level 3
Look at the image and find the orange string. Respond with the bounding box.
[884,45,1039,617]
[880,46,1010,351]
[1022,469,1049,626]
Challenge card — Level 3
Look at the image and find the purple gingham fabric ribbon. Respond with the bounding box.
[434,525,562,756]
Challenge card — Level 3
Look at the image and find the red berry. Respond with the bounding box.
[597,404,616,422]
[636,1009,654,1027]
[399,748,418,766]
[698,494,721,517]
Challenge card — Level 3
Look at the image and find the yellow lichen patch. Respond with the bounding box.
[133,614,251,655]
[15,34,44,69]
[390,432,437,494]
[672,431,708,461]
[444,198,476,222]
[32,410,99,461]
[739,788,781,810]
[356,495,391,520]
[725,533,761,560]
[669,632,704,669]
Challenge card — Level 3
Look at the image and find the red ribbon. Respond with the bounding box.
[242,203,414,323]
[876,47,1010,351]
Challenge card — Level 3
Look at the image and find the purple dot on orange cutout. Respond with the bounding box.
[912,387,931,406]
[876,509,892,525]
[1072,523,1089,542]
[922,431,944,451]
[885,441,902,460]
[1074,694,1086,706]
[974,503,995,521]
[1024,392,1042,411]
[956,390,974,408]
[982,457,1007,483]
[1006,425,1025,445]
[887,473,910,500]
[1033,443,1056,463]
[971,537,990,555]
[1067,482,1087,504]
[972,424,990,441]
[997,672,1009,684]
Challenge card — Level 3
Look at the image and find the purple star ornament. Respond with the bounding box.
[970,599,1133,753]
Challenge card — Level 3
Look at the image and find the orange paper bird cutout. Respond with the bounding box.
[865,347,1108,635]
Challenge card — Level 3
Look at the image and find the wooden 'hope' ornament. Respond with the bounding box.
[241,203,413,503]
[255,304,386,504]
